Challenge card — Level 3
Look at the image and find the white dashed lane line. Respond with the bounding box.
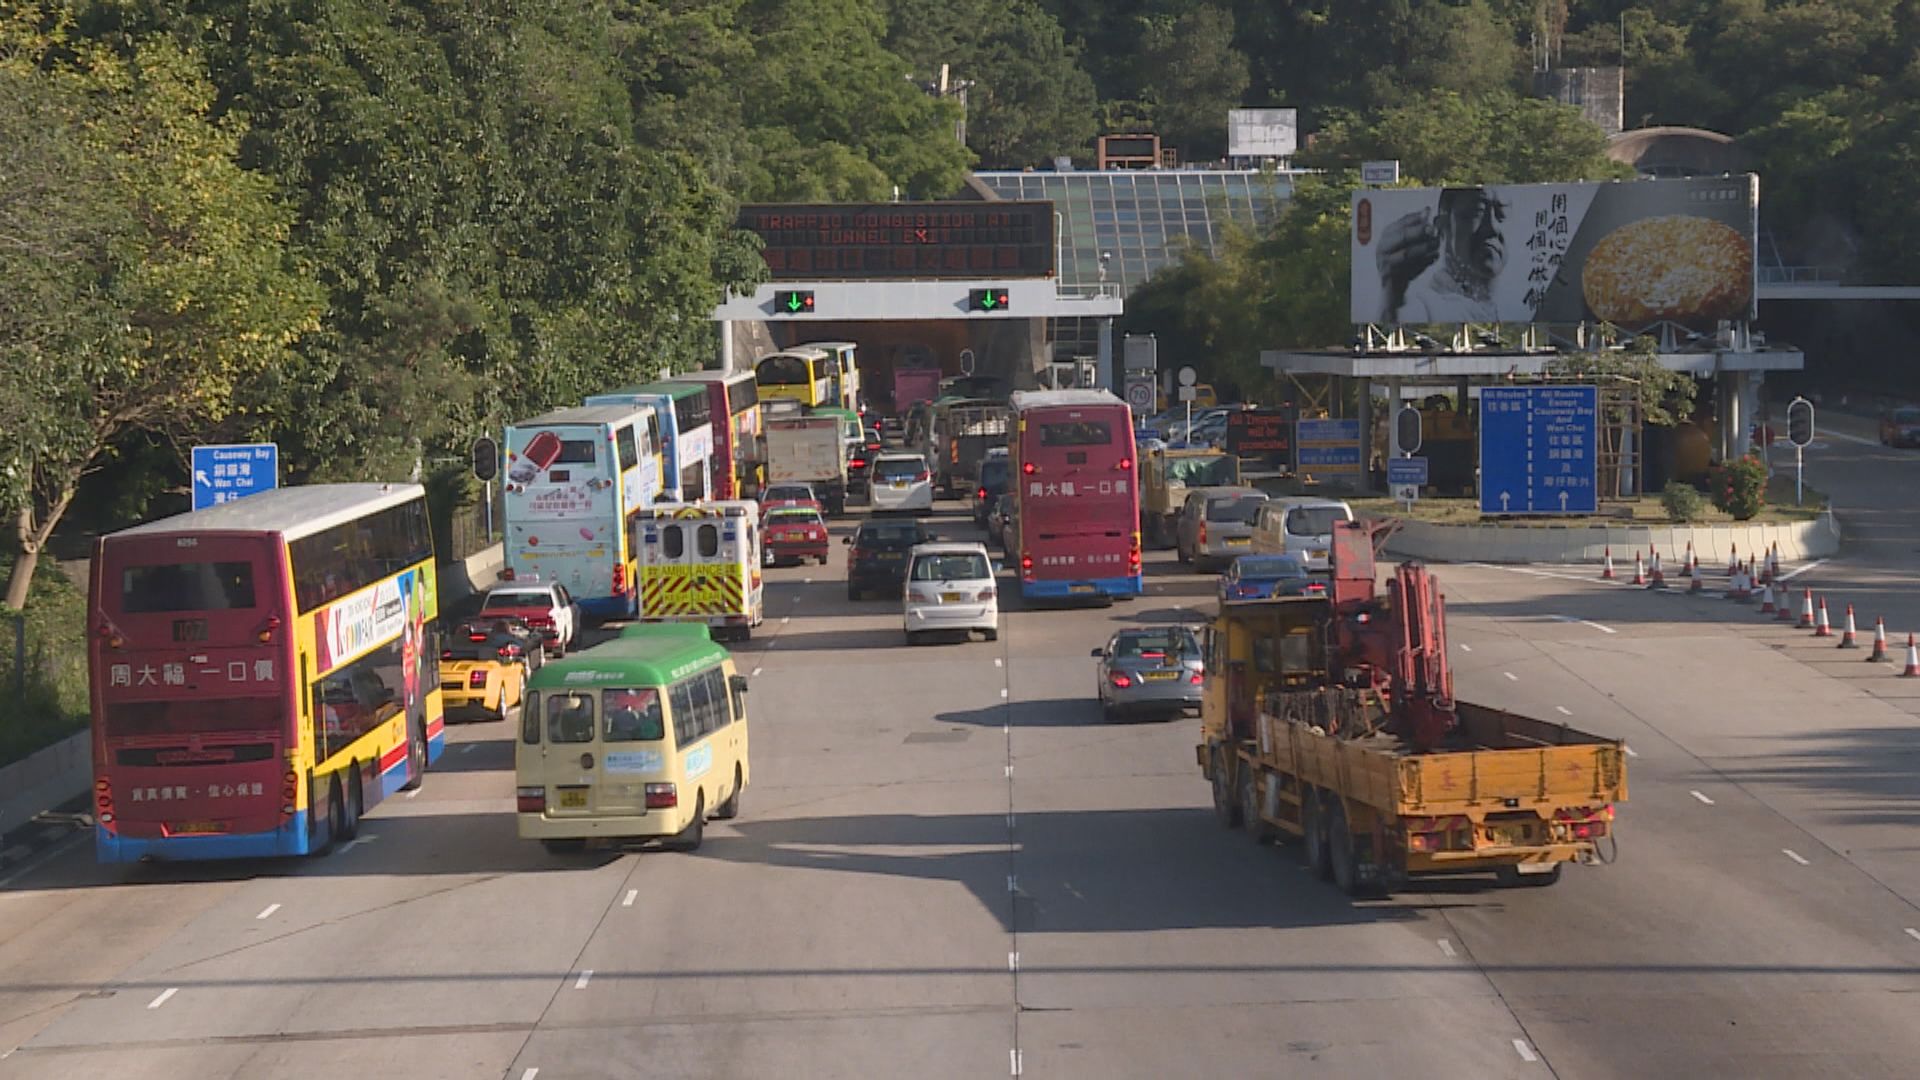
[255,904,280,920]
[1513,1038,1539,1063]
[1689,791,1715,806]
[1503,672,1519,682]
[147,988,178,1010]
[573,969,593,990]
[1783,849,1811,866]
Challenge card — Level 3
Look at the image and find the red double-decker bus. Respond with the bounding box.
[1008,390,1144,600]
[88,484,444,862]
[670,369,763,500]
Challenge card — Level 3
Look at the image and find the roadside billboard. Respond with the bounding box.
[1351,175,1758,329]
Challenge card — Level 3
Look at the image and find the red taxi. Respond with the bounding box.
[763,502,830,566]
[479,578,581,656]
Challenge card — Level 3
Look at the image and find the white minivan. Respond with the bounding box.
[868,452,935,513]
[1253,497,1354,573]
[902,542,999,644]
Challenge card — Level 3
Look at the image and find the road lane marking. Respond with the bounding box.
[459,743,477,753]
[1690,791,1715,806]
[1010,1049,1023,1076]
[995,658,1003,667]
[521,1071,539,1080]
[147,988,178,1010]
[1550,614,1617,634]
[1000,688,1008,698]
[1467,562,1629,588]
[1005,764,1013,778]
[1554,706,1572,716]
[1503,672,1519,681]
[0,832,86,889]
[404,788,420,799]
[255,904,280,920]
[1436,939,1456,958]
[1777,559,1827,582]
[1905,928,1920,943]
[1008,952,1020,972]
[1783,849,1810,865]
[1007,812,1016,829]
[1459,644,1472,652]
[574,970,593,989]
[751,667,762,677]
[1007,874,1019,893]
[781,617,791,625]
[1513,1038,1538,1062]
[337,835,376,854]
[622,890,637,908]
[804,577,812,584]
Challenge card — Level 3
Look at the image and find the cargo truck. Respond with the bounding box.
[893,366,943,413]
[765,415,848,515]
[1141,447,1241,548]
[1197,520,1627,895]
[930,399,1012,498]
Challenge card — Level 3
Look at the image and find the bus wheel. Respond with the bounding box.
[542,839,586,855]
[326,779,347,850]
[401,718,427,792]
[340,769,363,842]
[666,793,706,852]
[714,766,743,820]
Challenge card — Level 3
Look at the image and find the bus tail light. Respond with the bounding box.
[1117,457,1133,471]
[612,563,629,596]
[517,787,546,813]
[500,568,516,581]
[644,783,678,809]
[977,487,988,500]
[95,778,115,826]
[256,615,282,643]
[283,770,299,815]
[1022,462,1036,475]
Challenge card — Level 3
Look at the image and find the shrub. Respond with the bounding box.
[0,558,91,767]
[1708,455,1768,521]
[1660,481,1707,523]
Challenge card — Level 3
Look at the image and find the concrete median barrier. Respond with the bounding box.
[1377,511,1840,565]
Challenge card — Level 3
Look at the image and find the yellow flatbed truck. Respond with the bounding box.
[1196,524,1628,895]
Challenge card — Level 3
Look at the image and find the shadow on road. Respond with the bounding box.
[1718,724,1920,826]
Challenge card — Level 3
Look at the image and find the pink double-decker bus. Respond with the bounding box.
[1008,390,1144,600]
[88,484,444,862]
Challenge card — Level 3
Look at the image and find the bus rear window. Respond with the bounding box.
[604,689,665,742]
[555,440,598,465]
[121,562,257,613]
[104,697,281,738]
[1039,421,1113,447]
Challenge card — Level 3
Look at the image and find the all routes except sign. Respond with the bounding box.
[192,443,279,511]
[1478,386,1598,515]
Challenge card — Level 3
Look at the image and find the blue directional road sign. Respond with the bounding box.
[1478,387,1597,515]
[1296,418,1362,475]
[1387,457,1429,486]
[192,443,280,511]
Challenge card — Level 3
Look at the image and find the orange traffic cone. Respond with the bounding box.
[1631,550,1646,586]
[1690,558,1707,594]
[1684,541,1697,578]
[1648,547,1666,589]
[1814,597,1833,638]
[1837,604,1859,648]
[1759,582,1775,613]
[1727,543,1739,577]
[1764,543,1780,584]
[1904,633,1920,677]
[1601,546,1615,581]
[1729,561,1752,601]
[1797,588,1815,628]
[1868,618,1890,662]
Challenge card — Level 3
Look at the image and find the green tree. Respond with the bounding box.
[885,0,1099,167]
[0,20,322,610]
[1304,90,1631,185]
[1138,5,1249,160]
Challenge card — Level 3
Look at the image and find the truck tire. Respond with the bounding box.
[1210,747,1243,829]
[1328,802,1364,897]
[1240,767,1272,844]
[1301,789,1333,881]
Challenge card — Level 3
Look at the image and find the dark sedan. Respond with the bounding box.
[1881,407,1920,448]
[846,518,936,600]
[1219,553,1324,603]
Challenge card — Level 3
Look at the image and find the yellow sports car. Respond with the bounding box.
[442,619,541,722]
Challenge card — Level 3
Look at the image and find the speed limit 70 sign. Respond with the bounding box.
[1124,377,1154,413]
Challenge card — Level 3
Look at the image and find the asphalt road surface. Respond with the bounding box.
[3,490,1920,1078]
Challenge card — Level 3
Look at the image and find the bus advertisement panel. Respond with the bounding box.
[1009,390,1144,600]
[505,405,655,619]
[88,484,444,862]
[755,348,831,409]
[671,371,762,500]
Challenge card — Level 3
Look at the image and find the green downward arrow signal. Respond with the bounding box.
[981,293,997,308]
[786,294,802,311]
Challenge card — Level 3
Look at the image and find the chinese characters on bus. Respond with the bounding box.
[109,659,276,687]
[1026,479,1129,498]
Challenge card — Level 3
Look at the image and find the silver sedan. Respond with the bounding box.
[1092,626,1205,721]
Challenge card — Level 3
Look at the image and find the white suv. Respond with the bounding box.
[479,579,581,655]
[902,542,999,644]
[868,452,934,513]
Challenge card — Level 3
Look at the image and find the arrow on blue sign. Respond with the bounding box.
[191,443,280,512]
[1478,387,1598,515]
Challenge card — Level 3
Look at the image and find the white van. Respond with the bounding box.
[631,501,765,641]
[1253,497,1354,573]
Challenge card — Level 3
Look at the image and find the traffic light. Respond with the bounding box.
[471,437,498,482]
[1787,398,1814,447]
[773,290,815,315]
[968,288,1011,312]
[1394,405,1423,455]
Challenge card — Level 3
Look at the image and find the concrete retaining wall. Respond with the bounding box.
[0,730,90,840]
[1377,511,1841,565]
[442,543,505,608]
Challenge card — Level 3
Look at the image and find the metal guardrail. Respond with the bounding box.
[1757,265,1846,286]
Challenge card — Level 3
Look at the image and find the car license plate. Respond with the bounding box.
[941,591,962,602]
[558,787,589,809]
[1227,537,1250,545]
[1311,549,1328,560]
[892,481,908,489]
[1142,671,1178,681]
[168,820,228,836]
[1069,585,1095,594]
[1492,824,1529,846]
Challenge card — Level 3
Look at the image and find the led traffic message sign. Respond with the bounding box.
[740,202,1055,280]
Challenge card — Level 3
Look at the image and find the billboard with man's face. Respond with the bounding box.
[1351,175,1758,329]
